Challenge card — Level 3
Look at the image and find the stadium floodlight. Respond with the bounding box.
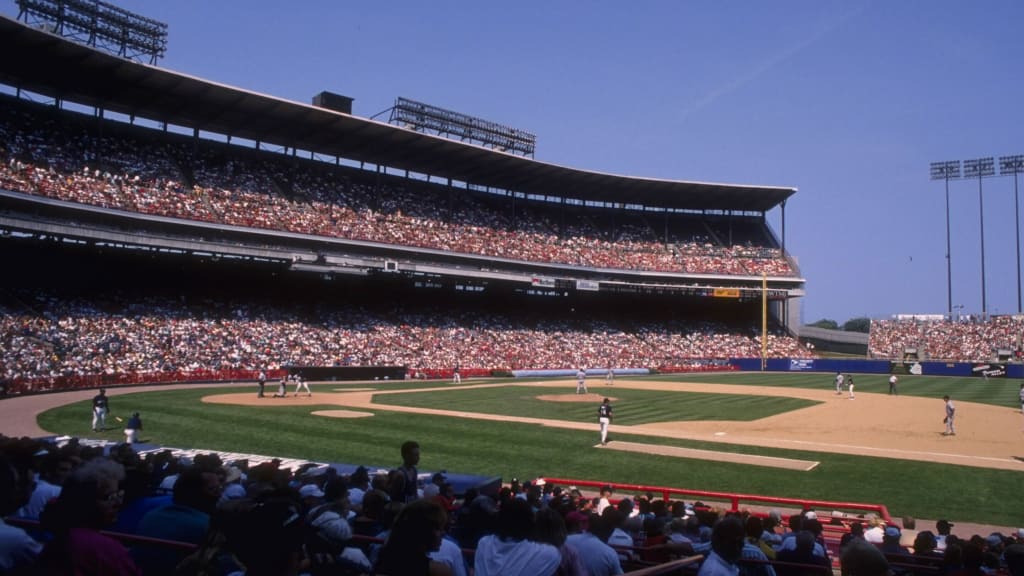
[389,97,537,157]
[930,160,961,317]
[16,0,168,64]
[962,157,996,316]
[999,155,1024,313]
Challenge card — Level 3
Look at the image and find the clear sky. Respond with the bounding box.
[6,0,1023,324]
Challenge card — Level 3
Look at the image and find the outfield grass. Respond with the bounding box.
[35,373,1024,526]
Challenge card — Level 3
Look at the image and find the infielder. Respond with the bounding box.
[576,368,588,394]
[943,395,956,436]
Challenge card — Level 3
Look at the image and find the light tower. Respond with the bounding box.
[999,155,1024,314]
[962,157,995,316]
[930,160,961,317]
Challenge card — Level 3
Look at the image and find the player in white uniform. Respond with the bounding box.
[834,372,844,395]
[942,395,956,435]
[294,374,311,396]
[576,368,588,394]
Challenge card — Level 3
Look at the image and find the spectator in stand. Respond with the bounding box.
[840,539,891,576]
[840,522,866,554]
[775,530,831,576]
[0,454,42,574]
[566,511,624,576]
[390,440,421,504]
[37,457,140,575]
[375,499,452,576]
[864,515,886,544]
[935,519,954,552]
[535,506,589,576]
[698,515,747,576]
[133,466,223,575]
[17,449,74,519]
[746,515,776,560]
[880,526,909,556]
[473,498,560,576]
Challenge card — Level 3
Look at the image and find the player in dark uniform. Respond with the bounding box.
[92,388,109,431]
[598,398,613,445]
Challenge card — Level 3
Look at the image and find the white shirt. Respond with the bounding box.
[473,535,560,576]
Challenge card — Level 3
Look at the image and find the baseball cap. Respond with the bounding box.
[299,484,325,498]
[804,510,817,520]
[937,519,954,530]
[885,526,901,538]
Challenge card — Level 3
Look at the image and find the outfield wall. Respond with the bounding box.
[730,358,1023,378]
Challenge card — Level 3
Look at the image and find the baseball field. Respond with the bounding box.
[8,372,1023,528]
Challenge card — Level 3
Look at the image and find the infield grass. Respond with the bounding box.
[34,372,1024,526]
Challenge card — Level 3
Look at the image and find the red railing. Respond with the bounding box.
[3,368,288,396]
[540,477,892,524]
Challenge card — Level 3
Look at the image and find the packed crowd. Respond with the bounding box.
[2,434,1022,576]
[0,98,796,277]
[0,292,811,390]
[869,317,1023,361]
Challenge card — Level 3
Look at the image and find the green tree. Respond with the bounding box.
[842,317,871,333]
[808,319,839,330]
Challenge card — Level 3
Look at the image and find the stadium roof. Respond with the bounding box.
[0,15,796,213]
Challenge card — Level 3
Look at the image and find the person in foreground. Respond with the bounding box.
[37,457,141,575]
[474,498,561,576]
[375,499,452,576]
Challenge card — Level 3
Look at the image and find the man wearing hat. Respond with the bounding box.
[935,520,954,552]
[124,412,142,444]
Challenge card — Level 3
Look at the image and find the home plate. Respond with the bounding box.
[599,441,819,471]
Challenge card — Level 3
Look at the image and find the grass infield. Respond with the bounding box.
[36,373,1024,526]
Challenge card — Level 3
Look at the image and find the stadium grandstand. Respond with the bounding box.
[0,11,813,393]
[2,8,1022,576]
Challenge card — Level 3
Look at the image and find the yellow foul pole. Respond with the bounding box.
[761,272,767,371]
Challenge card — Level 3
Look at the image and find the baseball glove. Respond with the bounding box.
[943,417,948,423]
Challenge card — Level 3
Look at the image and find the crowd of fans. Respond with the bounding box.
[869,317,1023,361]
[2,434,1022,575]
[0,291,811,391]
[0,97,796,278]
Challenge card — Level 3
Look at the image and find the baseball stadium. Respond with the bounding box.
[0,3,1022,575]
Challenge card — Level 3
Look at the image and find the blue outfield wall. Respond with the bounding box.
[730,358,892,373]
[512,368,649,378]
[731,358,1023,378]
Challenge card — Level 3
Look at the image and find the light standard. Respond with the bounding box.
[962,157,995,317]
[999,155,1024,314]
[930,160,961,317]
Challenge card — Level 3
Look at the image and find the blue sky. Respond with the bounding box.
[6,1,1023,323]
